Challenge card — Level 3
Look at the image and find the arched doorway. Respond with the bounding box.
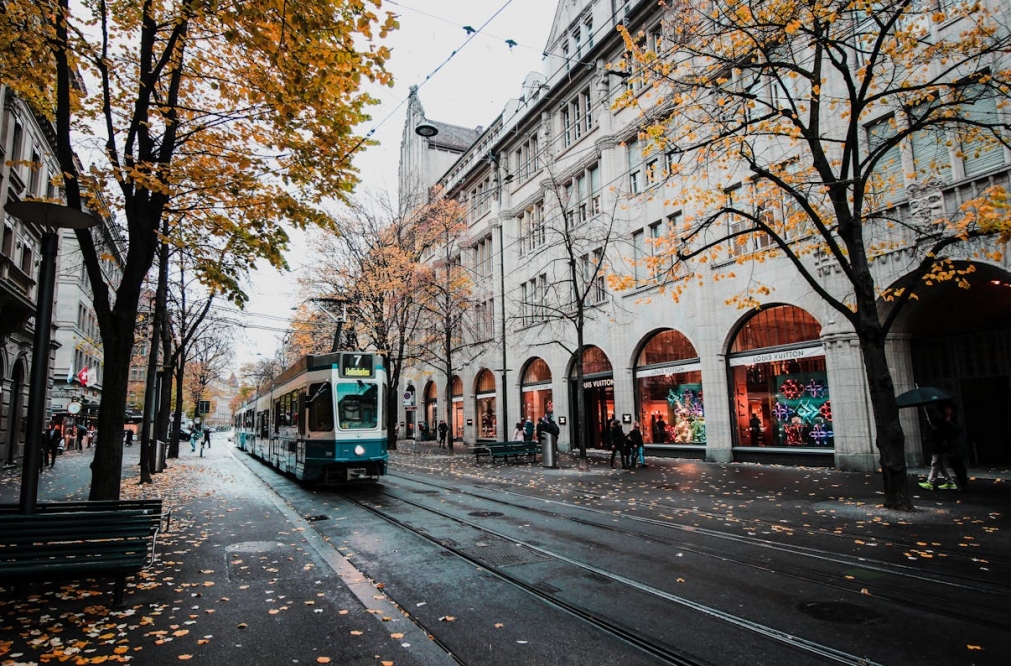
[4,359,25,466]
[423,381,438,440]
[569,346,613,451]
[451,376,464,440]
[634,330,704,449]
[898,264,1011,464]
[474,370,497,440]
[727,305,833,460]
[520,358,553,426]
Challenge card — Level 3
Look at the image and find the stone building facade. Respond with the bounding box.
[397,0,1011,472]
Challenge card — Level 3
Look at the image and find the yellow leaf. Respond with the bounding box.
[178,656,193,661]
[350,630,363,636]
[317,658,332,664]
[967,645,982,650]
[391,632,404,639]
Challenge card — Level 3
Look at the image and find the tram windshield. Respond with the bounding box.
[336,381,379,430]
[307,382,334,431]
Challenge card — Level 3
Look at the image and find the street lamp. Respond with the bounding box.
[4,201,98,514]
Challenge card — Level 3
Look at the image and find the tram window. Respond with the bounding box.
[307,382,334,431]
[336,381,379,430]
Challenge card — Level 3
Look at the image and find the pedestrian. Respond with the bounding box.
[936,403,968,490]
[203,428,211,449]
[124,428,134,447]
[45,422,62,468]
[512,421,524,442]
[918,404,958,491]
[629,421,645,468]
[609,419,628,468]
[75,425,85,451]
[190,429,198,452]
[88,425,97,447]
[523,417,534,442]
[438,420,448,448]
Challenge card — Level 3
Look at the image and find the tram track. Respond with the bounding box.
[387,470,1011,630]
[339,486,889,666]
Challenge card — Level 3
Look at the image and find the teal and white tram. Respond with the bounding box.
[233,352,388,484]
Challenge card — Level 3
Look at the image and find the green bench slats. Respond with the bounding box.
[0,501,163,606]
[474,441,542,463]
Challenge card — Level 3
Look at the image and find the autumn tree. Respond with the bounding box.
[414,197,478,452]
[0,0,395,499]
[296,192,448,449]
[617,0,1011,509]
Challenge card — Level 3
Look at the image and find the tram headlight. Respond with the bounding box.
[354,444,365,456]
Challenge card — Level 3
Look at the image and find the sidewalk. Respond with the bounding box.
[0,439,451,666]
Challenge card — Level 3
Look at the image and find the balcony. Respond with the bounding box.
[0,253,36,336]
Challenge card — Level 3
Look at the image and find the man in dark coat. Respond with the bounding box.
[45,422,62,468]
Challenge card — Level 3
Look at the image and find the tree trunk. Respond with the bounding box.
[857,321,913,510]
[88,326,133,500]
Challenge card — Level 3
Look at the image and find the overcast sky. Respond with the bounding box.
[232,0,558,369]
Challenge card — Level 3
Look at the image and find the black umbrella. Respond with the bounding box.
[895,386,954,408]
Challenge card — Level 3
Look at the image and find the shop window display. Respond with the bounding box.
[521,358,553,424]
[636,330,705,444]
[728,305,831,449]
[475,370,497,440]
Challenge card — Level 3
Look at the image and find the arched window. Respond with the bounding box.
[474,370,497,440]
[521,358,553,426]
[728,306,831,450]
[635,330,703,445]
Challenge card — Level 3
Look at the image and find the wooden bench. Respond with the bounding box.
[0,499,170,528]
[474,441,541,464]
[0,500,164,606]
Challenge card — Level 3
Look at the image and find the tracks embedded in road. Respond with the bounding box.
[341,484,889,666]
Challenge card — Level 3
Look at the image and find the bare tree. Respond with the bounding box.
[509,167,630,457]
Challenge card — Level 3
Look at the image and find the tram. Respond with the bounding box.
[233,351,388,484]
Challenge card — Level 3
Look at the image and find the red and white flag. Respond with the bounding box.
[77,366,90,386]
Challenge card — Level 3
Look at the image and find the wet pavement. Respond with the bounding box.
[1,436,1008,665]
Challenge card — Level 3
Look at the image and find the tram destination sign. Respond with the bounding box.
[340,353,374,378]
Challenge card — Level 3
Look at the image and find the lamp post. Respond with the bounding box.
[4,201,98,514]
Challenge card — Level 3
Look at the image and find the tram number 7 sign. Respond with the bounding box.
[340,353,374,379]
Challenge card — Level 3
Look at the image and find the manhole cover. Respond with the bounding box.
[468,511,504,517]
[460,542,551,568]
[797,601,887,625]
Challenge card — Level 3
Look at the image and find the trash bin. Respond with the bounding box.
[541,433,556,469]
[153,440,165,472]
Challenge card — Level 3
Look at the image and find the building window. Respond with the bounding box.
[473,298,494,341]
[521,358,554,426]
[475,369,497,440]
[728,306,831,450]
[519,201,546,254]
[635,330,704,445]
[565,163,601,228]
[581,248,607,304]
[866,115,903,207]
[561,87,592,148]
[521,273,548,326]
[628,140,642,193]
[514,132,540,182]
[960,84,1006,178]
[473,236,493,279]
